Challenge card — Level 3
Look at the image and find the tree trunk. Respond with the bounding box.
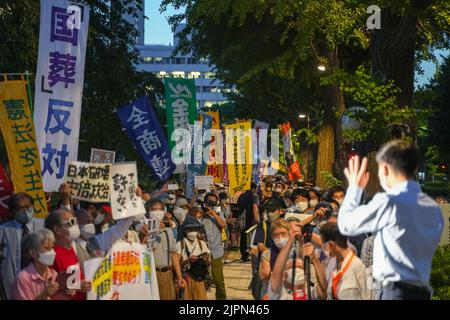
[365,151,380,198]
[315,103,335,188]
[369,1,433,134]
[315,46,346,188]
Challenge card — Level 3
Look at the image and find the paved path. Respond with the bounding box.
[207,250,254,300]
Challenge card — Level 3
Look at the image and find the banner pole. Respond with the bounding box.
[24,71,34,116]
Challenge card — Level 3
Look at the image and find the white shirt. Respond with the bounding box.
[338,181,444,287]
[324,254,373,300]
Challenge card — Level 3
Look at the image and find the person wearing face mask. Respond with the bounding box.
[251,202,283,299]
[173,197,190,227]
[73,209,97,270]
[44,207,134,300]
[289,188,313,215]
[327,185,346,207]
[314,222,372,300]
[174,214,211,300]
[197,193,227,300]
[10,229,59,300]
[339,141,444,300]
[0,192,45,299]
[267,221,324,300]
[308,189,321,210]
[143,199,186,300]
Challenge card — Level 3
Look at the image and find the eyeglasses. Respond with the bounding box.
[62,217,78,227]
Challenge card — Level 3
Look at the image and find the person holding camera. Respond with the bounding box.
[314,222,373,300]
[174,213,211,300]
[195,193,227,300]
[267,220,325,300]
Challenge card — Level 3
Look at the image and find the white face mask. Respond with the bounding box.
[334,198,344,206]
[38,249,56,266]
[80,223,96,240]
[285,268,305,286]
[68,225,81,241]
[150,210,165,221]
[93,212,104,225]
[186,231,198,241]
[295,201,309,212]
[273,237,289,249]
[309,199,318,208]
[174,207,188,224]
[274,188,282,193]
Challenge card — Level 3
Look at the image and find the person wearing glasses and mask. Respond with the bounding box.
[11,229,59,300]
[0,193,45,300]
[289,189,314,216]
[44,207,134,299]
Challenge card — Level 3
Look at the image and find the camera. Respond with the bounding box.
[302,223,314,243]
[315,201,333,220]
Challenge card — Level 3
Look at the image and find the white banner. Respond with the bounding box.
[194,175,214,191]
[34,0,90,191]
[66,161,111,203]
[110,162,146,220]
[85,241,159,300]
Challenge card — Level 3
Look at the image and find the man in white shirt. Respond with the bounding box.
[338,140,444,300]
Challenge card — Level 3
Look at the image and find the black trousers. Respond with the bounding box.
[240,229,249,260]
[379,282,431,300]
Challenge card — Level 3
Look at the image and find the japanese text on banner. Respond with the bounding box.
[224,121,252,196]
[116,96,175,181]
[34,0,90,192]
[110,162,146,220]
[0,79,48,217]
[66,161,111,202]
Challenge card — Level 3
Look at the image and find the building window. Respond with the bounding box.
[188,72,201,79]
[172,71,186,78]
[205,72,216,79]
[196,86,201,93]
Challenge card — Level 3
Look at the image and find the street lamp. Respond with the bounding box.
[317,64,326,72]
[298,113,311,181]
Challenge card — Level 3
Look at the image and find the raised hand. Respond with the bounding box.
[343,155,370,189]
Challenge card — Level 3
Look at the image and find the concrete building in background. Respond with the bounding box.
[128,1,230,109]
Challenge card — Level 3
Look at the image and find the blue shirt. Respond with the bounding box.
[338,181,443,287]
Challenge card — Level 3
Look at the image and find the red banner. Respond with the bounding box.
[0,163,14,218]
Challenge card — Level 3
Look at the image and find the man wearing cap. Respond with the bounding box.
[173,197,190,227]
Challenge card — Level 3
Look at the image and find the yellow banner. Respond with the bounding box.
[204,111,224,183]
[0,78,48,218]
[224,121,252,196]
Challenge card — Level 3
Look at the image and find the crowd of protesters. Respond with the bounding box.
[0,140,445,300]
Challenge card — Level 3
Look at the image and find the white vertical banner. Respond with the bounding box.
[34,0,90,191]
[110,162,146,220]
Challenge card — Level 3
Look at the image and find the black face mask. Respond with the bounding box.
[206,200,218,207]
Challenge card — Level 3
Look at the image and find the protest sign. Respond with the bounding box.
[147,217,160,248]
[90,148,116,164]
[0,164,14,218]
[164,78,197,160]
[66,161,111,202]
[0,79,48,217]
[224,121,253,196]
[86,241,159,300]
[110,162,145,220]
[204,111,224,183]
[194,176,214,191]
[34,0,90,192]
[116,96,175,181]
